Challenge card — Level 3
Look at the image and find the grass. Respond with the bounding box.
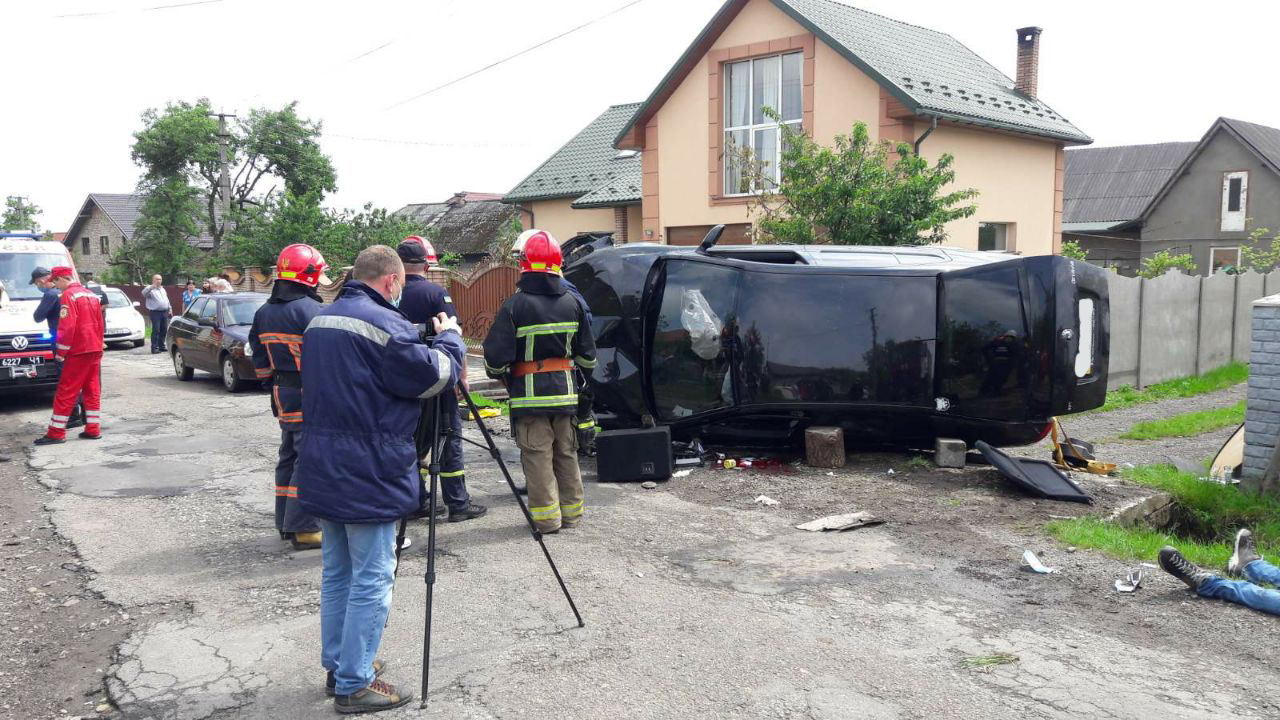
[1120,400,1246,440]
[467,392,509,416]
[1097,362,1248,413]
[1047,464,1280,569]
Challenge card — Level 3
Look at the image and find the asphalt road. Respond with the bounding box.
[2,348,1277,719]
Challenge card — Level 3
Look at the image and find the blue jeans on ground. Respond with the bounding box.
[1198,559,1280,616]
[149,310,168,352]
[317,518,398,695]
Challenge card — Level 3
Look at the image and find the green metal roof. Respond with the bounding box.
[571,160,642,208]
[504,103,643,204]
[617,0,1091,147]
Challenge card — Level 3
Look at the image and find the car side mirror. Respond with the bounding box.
[197,317,215,327]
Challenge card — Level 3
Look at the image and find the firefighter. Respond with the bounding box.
[396,236,486,523]
[509,231,598,456]
[248,244,327,551]
[483,230,596,533]
[35,267,104,445]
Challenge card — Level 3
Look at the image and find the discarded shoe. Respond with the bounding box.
[78,431,102,440]
[326,659,385,697]
[448,503,488,523]
[1229,529,1261,578]
[291,531,322,551]
[1158,546,1211,590]
[334,678,412,714]
[33,435,65,446]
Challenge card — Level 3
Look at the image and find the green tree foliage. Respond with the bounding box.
[1239,227,1280,273]
[1060,239,1088,261]
[1137,249,1197,279]
[1,196,42,231]
[109,179,203,284]
[732,116,977,245]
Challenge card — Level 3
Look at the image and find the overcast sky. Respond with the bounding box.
[4,0,1278,233]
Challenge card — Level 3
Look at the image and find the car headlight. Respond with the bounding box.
[243,342,252,356]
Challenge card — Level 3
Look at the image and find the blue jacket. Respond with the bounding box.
[399,274,456,329]
[296,282,466,524]
[248,280,323,428]
[33,287,61,336]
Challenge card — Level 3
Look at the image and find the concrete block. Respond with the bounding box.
[804,426,845,469]
[934,438,966,468]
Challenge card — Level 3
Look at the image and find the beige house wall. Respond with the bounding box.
[67,205,126,279]
[522,198,616,244]
[922,125,1059,256]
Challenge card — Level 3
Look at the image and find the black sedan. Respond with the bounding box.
[167,292,268,392]
[563,228,1109,449]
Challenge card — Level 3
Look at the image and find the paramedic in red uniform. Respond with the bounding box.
[35,267,104,445]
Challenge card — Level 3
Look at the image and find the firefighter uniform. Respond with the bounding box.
[42,272,104,441]
[249,279,324,540]
[483,269,596,533]
[562,277,597,455]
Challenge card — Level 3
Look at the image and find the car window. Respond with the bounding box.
[104,289,131,308]
[183,297,208,320]
[199,298,218,323]
[649,260,740,420]
[940,266,1029,419]
[220,298,265,326]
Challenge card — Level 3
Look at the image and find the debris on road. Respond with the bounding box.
[795,512,883,532]
[672,469,693,478]
[1023,549,1059,574]
[1115,568,1148,593]
[977,441,1092,504]
[754,495,779,507]
[641,481,658,489]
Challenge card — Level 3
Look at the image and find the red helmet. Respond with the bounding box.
[516,229,562,274]
[276,244,328,288]
[401,235,439,266]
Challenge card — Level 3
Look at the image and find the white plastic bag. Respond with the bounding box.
[681,289,723,361]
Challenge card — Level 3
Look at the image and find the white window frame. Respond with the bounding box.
[723,51,803,196]
[1221,171,1248,232]
[1211,246,1241,273]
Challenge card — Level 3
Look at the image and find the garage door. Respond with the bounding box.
[666,223,752,246]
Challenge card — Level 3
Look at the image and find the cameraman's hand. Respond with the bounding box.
[432,312,461,336]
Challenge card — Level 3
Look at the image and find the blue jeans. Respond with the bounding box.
[149,310,168,351]
[317,518,398,695]
[1198,559,1280,616]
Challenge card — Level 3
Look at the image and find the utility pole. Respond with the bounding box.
[209,111,236,249]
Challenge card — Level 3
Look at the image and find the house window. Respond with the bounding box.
[1212,247,1241,273]
[978,222,1010,251]
[81,237,90,255]
[1221,171,1248,231]
[100,235,109,254]
[723,51,803,195]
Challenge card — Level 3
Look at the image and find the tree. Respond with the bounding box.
[131,99,336,251]
[2,196,42,231]
[1060,239,1088,261]
[730,115,977,245]
[108,178,203,284]
[1239,227,1280,273]
[1137,249,1197,279]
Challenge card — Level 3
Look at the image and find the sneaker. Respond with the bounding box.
[325,660,385,697]
[33,435,65,446]
[1158,546,1212,590]
[448,503,488,523]
[291,531,322,551]
[1229,529,1261,578]
[406,503,448,521]
[334,678,412,714]
[78,431,102,440]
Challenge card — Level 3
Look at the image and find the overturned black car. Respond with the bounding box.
[563,230,1109,448]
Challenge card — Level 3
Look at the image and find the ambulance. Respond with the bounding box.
[0,233,76,393]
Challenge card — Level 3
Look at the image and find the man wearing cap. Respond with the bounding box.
[397,236,486,523]
[35,267,105,445]
[31,267,87,429]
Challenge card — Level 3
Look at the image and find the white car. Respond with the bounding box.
[102,286,145,348]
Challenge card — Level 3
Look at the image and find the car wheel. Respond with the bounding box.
[173,348,194,381]
[132,339,145,348]
[222,354,247,393]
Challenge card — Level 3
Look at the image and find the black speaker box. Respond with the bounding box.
[595,427,673,483]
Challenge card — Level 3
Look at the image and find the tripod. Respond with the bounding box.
[397,387,585,709]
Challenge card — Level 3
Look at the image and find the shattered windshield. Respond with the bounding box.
[650,261,739,420]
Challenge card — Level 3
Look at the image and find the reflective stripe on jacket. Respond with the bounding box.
[482,273,596,416]
[248,281,323,427]
[55,282,105,358]
[296,281,465,524]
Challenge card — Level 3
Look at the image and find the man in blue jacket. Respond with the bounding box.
[297,245,465,713]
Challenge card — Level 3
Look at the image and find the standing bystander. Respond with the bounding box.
[142,275,171,354]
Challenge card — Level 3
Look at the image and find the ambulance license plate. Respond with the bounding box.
[8,366,36,379]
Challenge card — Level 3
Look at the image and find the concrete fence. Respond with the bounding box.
[1107,269,1280,388]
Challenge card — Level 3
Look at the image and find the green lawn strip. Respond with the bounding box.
[467,392,509,415]
[1120,400,1245,440]
[1096,362,1248,413]
[1046,464,1280,569]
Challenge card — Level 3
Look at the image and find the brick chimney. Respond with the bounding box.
[1015,26,1042,97]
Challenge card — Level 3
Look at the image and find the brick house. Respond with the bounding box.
[62,193,213,280]
[609,0,1090,252]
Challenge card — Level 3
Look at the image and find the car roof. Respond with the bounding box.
[610,242,1018,272]
[209,292,269,300]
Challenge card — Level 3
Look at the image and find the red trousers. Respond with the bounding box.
[48,353,102,439]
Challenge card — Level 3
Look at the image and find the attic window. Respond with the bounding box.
[614,149,639,159]
[1221,171,1248,231]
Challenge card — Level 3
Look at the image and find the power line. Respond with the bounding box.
[383,0,648,111]
[55,0,224,18]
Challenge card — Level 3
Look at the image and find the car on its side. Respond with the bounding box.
[101,287,145,349]
[166,292,268,392]
[563,228,1110,449]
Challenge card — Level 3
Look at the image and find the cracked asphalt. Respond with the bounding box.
[2,348,1277,719]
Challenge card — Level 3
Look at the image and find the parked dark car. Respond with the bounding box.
[167,292,268,392]
[563,231,1109,448]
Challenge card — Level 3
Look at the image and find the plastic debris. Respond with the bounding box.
[1023,549,1059,574]
[724,459,737,469]
[887,469,896,475]
[754,495,779,507]
[796,512,883,532]
[672,469,693,478]
[641,481,658,489]
[1114,568,1147,593]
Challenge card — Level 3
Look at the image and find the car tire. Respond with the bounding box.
[173,348,194,381]
[222,354,247,393]
[132,339,145,348]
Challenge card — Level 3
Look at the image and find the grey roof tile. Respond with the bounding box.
[504,103,643,204]
[1063,142,1196,223]
[1223,118,1280,172]
[67,193,216,250]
